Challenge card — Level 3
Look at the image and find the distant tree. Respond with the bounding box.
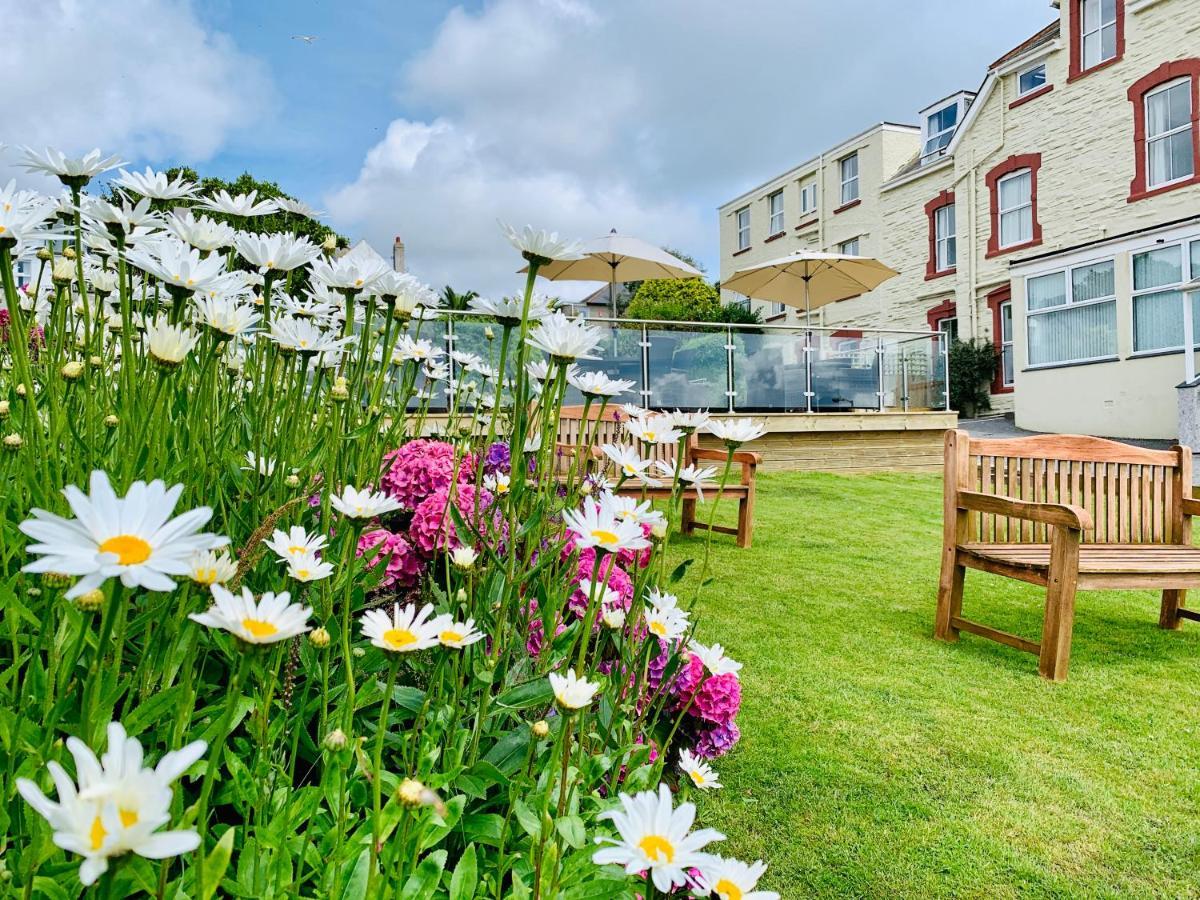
[620,247,706,307]
[439,286,479,311]
[709,302,763,325]
[626,277,722,324]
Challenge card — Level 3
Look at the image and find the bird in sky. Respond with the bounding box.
[291,35,318,44]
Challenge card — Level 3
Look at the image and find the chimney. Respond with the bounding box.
[392,236,406,272]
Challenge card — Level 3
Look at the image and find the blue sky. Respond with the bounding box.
[7,0,1058,296]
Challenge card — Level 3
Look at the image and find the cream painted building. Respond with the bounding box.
[720,0,1200,439]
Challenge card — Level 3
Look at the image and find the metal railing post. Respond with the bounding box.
[941,333,951,411]
[804,330,814,414]
[875,339,886,413]
[639,324,651,409]
[725,326,736,413]
[901,347,910,412]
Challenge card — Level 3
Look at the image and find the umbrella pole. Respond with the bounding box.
[804,275,813,414]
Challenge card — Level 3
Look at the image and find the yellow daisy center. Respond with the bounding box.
[440,629,463,644]
[383,628,418,650]
[295,568,310,579]
[644,431,656,441]
[638,834,675,863]
[649,620,667,637]
[288,545,306,555]
[90,816,107,851]
[0,225,7,234]
[590,529,619,547]
[623,464,636,475]
[194,568,218,585]
[495,482,509,494]
[714,879,743,900]
[119,808,138,828]
[689,769,706,786]
[99,534,152,565]
[242,618,279,639]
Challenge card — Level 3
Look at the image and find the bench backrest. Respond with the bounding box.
[945,429,1192,544]
[556,405,696,470]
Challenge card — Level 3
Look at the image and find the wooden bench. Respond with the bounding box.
[935,429,1200,681]
[556,405,761,548]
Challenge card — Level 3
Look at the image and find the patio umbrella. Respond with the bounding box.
[521,229,703,318]
[721,250,899,323]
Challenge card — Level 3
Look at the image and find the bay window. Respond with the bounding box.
[1132,239,1200,353]
[1025,259,1117,366]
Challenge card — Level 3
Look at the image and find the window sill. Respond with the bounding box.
[764,231,786,243]
[1128,174,1200,203]
[1127,346,1200,360]
[991,385,1015,395]
[1067,54,1122,83]
[925,266,956,282]
[986,237,1042,260]
[732,247,752,257]
[765,313,787,322]
[793,217,819,231]
[1023,355,1119,372]
[833,199,861,215]
[1009,84,1053,109]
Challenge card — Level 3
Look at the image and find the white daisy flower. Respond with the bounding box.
[435,616,485,648]
[126,237,227,295]
[273,196,324,219]
[16,721,205,886]
[20,146,125,186]
[602,494,666,529]
[527,311,605,361]
[707,417,767,446]
[166,210,236,252]
[602,607,626,630]
[187,549,237,586]
[646,588,680,613]
[286,551,334,583]
[145,315,198,365]
[644,603,689,642]
[600,444,661,487]
[626,414,682,446]
[483,472,511,495]
[196,189,278,217]
[499,222,586,263]
[576,578,625,613]
[669,409,711,431]
[112,167,199,201]
[591,783,724,891]
[19,470,226,599]
[467,293,554,324]
[693,857,779,900]
[619,402,647,419]
[450,546,478,569]
[678,748,721,791]
[569,370,636,398]
[264,525,327,563]
[243,451,277,477]
[269,316,353,356]
[549,668,601,710]
[189,584,312,644]
[330,485,402,519]
[562,499,651,555]
[234,231,321,273]
[309,251,389,294]
[191,294,260,337]
[654,462,718,502]
[361,602,442,653]
[394,335,441,363]
[687,640,743,678]
[82,195,160,237]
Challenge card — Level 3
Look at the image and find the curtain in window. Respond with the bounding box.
[1134,245,1182,290]
[1027,300,1116,365]
[1027,271,1066,310]
[1133,290,1200,352]
[1071,261,1115,301]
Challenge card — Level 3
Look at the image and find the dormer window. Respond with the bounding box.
[922,103,959,160]
[1017,62,1047,97]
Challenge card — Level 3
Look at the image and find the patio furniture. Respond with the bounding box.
[556,405,761,548]
[935,429,1200,681]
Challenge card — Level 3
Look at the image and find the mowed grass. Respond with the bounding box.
[674,471,1200,899]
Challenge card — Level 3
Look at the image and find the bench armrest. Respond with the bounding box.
[957,490,1093,531]
[690,447,763,466]
[1181,498,1200,517]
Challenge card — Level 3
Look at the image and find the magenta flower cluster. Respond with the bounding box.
[356,529,424,589]
[669,650,742,759]
[381,439,476,510]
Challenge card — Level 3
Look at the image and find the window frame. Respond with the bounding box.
[1024,257,1118,368]
[1070,0,1124,82]
[921,102,959,161]
[935,204,956,273]
[735,206,750,251]
[1129,237,1200,355]
[1017,62,1048,98]
[767,189,785,235]
[799,179,817,216]
[1081,0,1118,71]
[838,236,860,257]
[997,169,1034,250]
[1128,60,1200,201]
[1144,76,1196,190]
[839,153,860,207]
[985,153,1043,258]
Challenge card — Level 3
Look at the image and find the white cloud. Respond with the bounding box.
[326,0,1055,296]
[1,0,271,178]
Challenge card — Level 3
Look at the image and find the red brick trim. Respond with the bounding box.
[831,329,864,339]
[793,217,819,231]
[926,298,956,332]
[924,189,956,281]
[1127,59,1200,202]
[987,285,1015,394]
[833,199,861,214]
[1068,0,1125,83]
[984,153,1043,259]
[1009,84,1053,109]
[764,231,786,243]
[732,246,752,257]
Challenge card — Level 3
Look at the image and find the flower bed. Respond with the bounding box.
[0,149,775,897]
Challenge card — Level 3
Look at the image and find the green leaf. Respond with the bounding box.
[31,877,70,900]
[449,844,478,900]
[495,678,553,710]
[201,826,236,900]
[513,799,541,839]
[555,814,587,850]
[461,812,505,848]
[400,850,447,899]
[338,847,371,900]
[669,558,695,584]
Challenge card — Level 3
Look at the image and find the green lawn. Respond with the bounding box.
[678,471,1200,899]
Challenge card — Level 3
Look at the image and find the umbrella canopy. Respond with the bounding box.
[521,229,702,317]
[721,251,899,320]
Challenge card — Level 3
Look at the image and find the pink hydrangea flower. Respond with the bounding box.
[568,552,633,620]
[357,529,424,589]
[381,439,475,509]
[694,721,741,758]
[409,483,498,556]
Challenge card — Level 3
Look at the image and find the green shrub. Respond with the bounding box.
[948,338,998,417]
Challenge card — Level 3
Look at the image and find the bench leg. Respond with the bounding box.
[1160,589,1186,630]
[934,547,965,642]
[681,498,696,536]
[1038,561,1078,683]
[735,494,753,548]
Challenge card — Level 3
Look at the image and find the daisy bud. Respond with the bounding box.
[455,588,468,605]
[532,720,550,739]
[75,588,105,611]
[450,546,478,570]
[3,433,21,451]
[352,647,366,658]
[26,587,41,598]
[104,414,119,428]
[89,355,102,367]
[322,234,337,251]
[285,473,300,488]
[309,627,331,648]
[60,360,84,381]
[650,520,668,540]
[323,728,348,751]
[15,383,26,397]
[62,246,76,260]
[484,326,495,341]
[35,247,52,261]
[41,572,71,587]
[51,259,74,285]
[396,778,446,815]
[331,379,349,401]
[0,399,8,417]
[579,481,593,496]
